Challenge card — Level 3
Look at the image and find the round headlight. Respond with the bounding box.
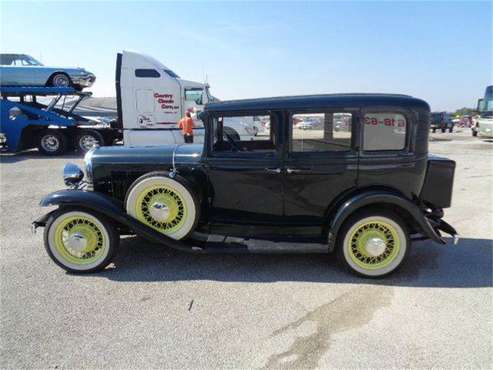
[63,163,84,186]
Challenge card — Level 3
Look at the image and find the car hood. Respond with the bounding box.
[90,144,203,167]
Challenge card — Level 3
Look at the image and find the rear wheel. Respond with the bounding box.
[76,130,104,153]
[44,209,118,273]
[337,210,409,277]
[38,130,68,155]
[125,173,199,240]
[472,129,478,137]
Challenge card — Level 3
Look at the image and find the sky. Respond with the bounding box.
[1,1,492,111]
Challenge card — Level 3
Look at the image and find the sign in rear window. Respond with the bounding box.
[363,113,406,151]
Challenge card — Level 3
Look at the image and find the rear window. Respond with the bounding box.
[363,113,407,151]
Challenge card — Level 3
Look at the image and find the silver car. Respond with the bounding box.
[0,54,95,90]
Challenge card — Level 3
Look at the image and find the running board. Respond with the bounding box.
[188,232,329,254]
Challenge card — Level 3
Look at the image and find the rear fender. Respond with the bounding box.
[327,190,446,251]
[37,189,193,252]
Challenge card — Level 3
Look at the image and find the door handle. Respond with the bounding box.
[265,168,281,174]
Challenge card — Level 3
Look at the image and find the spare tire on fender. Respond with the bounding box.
[125,172,199,240]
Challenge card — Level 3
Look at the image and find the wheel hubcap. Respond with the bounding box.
[365,237,386,257]
[149,202,170,222]
[65,232,87,252]
[41,135,59,151]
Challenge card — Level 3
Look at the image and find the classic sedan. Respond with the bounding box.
[0,54,95,90]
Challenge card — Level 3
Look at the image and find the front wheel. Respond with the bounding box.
[337,210,409,277]
[50,73,71,87]
[44,209,119,273]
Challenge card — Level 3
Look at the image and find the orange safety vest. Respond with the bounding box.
[179,117,194,135]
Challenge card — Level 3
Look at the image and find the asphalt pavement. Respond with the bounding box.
[0,130,492,369]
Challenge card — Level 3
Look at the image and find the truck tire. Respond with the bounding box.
[76,130,104,153]
[125,172,199,240]
[44,208,119,273]
[336,210,409,278]
[38,130,68,155]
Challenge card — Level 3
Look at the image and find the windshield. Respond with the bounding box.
[163,69,179,78]
[0,54,43,66]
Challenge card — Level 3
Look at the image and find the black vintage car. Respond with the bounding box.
[33,94,458,277]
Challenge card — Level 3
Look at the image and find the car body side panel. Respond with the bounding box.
[0,66,92,86]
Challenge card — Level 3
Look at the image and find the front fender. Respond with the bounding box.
[40,189,123,214]
[37,189,193,252]
[327,190,445,251]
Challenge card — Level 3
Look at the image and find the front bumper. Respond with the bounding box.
[71,73,96,87]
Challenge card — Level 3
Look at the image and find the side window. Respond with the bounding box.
[135,69,161,78]
[363,113,407,151]
[185,89,203,104]
[212,113,275,154]
[290,112,352,153]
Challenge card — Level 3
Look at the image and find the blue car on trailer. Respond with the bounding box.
[0,86,121,155]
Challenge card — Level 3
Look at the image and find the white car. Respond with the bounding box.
[295,120,316,130]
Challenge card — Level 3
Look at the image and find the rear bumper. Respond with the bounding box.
[427,216,459,244]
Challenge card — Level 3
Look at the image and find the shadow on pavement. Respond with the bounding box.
[87,236,492,288]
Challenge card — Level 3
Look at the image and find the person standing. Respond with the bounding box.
[178,111,194,143]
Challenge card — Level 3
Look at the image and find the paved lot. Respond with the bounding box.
[1,130,492,369]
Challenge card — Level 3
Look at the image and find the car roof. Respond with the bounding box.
[205,93,430,112]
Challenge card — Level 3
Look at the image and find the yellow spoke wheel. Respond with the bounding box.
[44,210,118,273]
[339,212,408,277]
[126,173,198,240]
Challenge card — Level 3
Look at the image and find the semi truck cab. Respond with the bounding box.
[116,51,210,146]
[475,85,493,138]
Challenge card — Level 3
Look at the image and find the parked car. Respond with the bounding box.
[430,112,454,133]
[0,54,95,90]
[295,118,316,130]
[33,94,458,278]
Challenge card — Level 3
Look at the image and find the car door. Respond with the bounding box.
[204,111,285,226]
[283,109,359,228]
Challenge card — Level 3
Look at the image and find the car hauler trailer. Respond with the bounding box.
[0,86,122,155]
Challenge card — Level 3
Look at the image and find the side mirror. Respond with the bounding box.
[63,163,84,186]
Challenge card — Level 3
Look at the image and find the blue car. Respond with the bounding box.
[0,54,95,90]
